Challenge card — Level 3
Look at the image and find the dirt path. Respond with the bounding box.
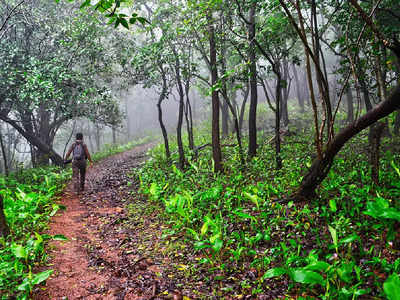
[33,143,175,300]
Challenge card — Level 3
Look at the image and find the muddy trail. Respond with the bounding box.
[33,144,191,300]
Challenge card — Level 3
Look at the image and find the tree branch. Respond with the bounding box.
[0,0,25,34]
[348,0,400,59]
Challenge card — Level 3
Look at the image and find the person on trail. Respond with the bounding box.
[65,133,93,193]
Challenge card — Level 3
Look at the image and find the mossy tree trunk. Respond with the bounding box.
[0,195,9,238]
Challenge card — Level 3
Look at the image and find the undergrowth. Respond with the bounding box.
[138,127,400,299]
[0,167,70,299]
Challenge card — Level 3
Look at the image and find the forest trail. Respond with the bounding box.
[33,143,178,300]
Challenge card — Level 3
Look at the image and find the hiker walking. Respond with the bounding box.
[65,133,93,193]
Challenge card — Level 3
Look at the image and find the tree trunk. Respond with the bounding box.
[112,126,117,144]
[292,64,304,112]
[346,86,354,123]
[248,2,258,158]
[94,124,101,152]
[173,52,186,170]
[280,59,290,128]
[184,81,195,151]
[158,69,170,159]
[311,0,332,141]
[208,11,222,172]
[0,126,9,176]
[394,110,400,135]
[34,106,52,166]
[370,122,385,185]
[303,71,310,107]
[87,121,95,152]
[221,97,229,138]
[275,74,282,170]
[125,97,132,141]
[220,47,230,139]
[239,84,250,133]
[357,63,373,111]
[230,88,238,133]
[0,195,9,238]
[0,115,63,166]
[295,85,400,200]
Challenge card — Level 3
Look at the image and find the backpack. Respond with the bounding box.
[73,143,85,160]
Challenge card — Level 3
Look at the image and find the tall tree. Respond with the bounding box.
[208,8,223,172]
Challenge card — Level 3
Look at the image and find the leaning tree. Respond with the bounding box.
[278,0,400,199]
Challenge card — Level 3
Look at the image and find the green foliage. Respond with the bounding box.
[138,126,400,298]
[73,0,148,28]
[384,273,400,300]
[0,167,70,298]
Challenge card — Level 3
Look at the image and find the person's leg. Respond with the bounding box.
[79,161,87,191]
[72,161,80,193]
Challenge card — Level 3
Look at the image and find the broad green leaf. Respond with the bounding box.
[32,269,53,285]
[336,262,354,283]
[35,232,43,243]
[107,16,117,25]
[194,241,210,250]
[17,278,30,291]
[305,261,330,272]
[354,289,369,296]
[137,17,148,25]
[129,17,137,24]
[212,238,223,253]
[209,233,220,244]
[50,204,60,216]
[12,244,27,259]
[384,273,400,300]
[328,225,338,249]
[149,183,158,197]
[233,210,256,223]
[376,197,389,209]
[244,192,259,210]
[291,269,324,285]
[380,208,400,221]
[340,234,361,244]
[120,18,129,30]
[80,0,91,9]
[262,267,287,279]
[186,228,199,241]
[329,199,337,212]
[391,160,400,177]
[200,220,209,236]
[52,234,68,241]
